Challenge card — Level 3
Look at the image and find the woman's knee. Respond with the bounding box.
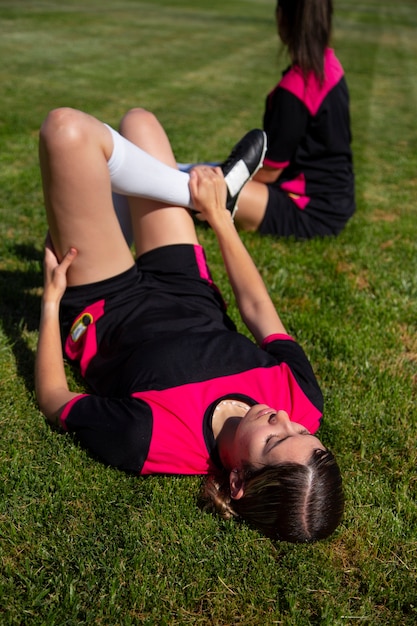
[39,107,88,151]
[119,107,159,139]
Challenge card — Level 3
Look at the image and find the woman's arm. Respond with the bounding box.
[35,242,81,426]
[252,165,283,184]
[189,167,287,344]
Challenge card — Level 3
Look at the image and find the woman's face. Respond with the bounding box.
[230,405,325,470]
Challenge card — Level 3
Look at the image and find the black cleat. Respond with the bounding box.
[221,129,267,217]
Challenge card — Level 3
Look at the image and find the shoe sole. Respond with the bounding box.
[231,130,267,219]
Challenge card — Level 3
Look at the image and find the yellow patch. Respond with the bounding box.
[70,313,93,342]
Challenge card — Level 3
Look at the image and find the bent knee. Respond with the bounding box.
[119,107,159,136]
[39,107,88,150]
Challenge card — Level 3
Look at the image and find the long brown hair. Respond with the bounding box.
[277,0,333,82]
[201,448,344,543]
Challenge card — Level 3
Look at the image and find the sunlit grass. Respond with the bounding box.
[0,1,416,624]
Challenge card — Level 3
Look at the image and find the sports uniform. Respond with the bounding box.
[59,244,323,475]
[260,48,355,238]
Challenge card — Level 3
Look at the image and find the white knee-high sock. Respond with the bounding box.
[105,124,192,209]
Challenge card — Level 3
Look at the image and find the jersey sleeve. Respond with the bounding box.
[263,87,309,168]
[60,395,153,473]
[262,335,323,413]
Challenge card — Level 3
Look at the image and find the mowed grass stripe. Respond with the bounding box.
[362,20,417,217]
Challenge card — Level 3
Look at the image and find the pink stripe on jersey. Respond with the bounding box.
[280,49,344,116]
[60,394,89,430]
[136,362,322,475]
[281,174,306,197]
[280,173,310,209]
[194,244,211,282]
[65,299,105,377]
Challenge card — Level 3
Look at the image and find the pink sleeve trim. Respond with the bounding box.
[263,158,290,169]
[261,333,294,348]
[60,394,89,430]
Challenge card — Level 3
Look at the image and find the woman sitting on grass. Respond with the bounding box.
[213,0,355,239]
[35,106,344,543]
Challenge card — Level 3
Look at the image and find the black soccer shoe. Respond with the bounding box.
[221,129,267,217]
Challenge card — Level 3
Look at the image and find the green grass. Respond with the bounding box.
[1,0,416,623]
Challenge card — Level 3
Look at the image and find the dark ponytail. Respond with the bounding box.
[278,0,333,83]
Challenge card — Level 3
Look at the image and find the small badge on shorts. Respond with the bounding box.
[70,313,93,342]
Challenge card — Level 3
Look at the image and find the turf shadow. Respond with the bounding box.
[0,243,43,394]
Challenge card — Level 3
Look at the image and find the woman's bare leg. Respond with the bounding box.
[232,179,269,231]
[39,107,135,286]
[118,108,198,257]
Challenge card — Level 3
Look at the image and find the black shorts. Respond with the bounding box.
[259,186,347,239]
[60,243,236,356]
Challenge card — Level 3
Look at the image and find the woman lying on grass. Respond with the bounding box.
[35,106,343,542]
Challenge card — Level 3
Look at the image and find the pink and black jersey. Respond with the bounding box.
[58,245,323,476]
[262,48,355,235]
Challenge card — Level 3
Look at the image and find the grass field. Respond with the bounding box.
[1,0,416,624]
